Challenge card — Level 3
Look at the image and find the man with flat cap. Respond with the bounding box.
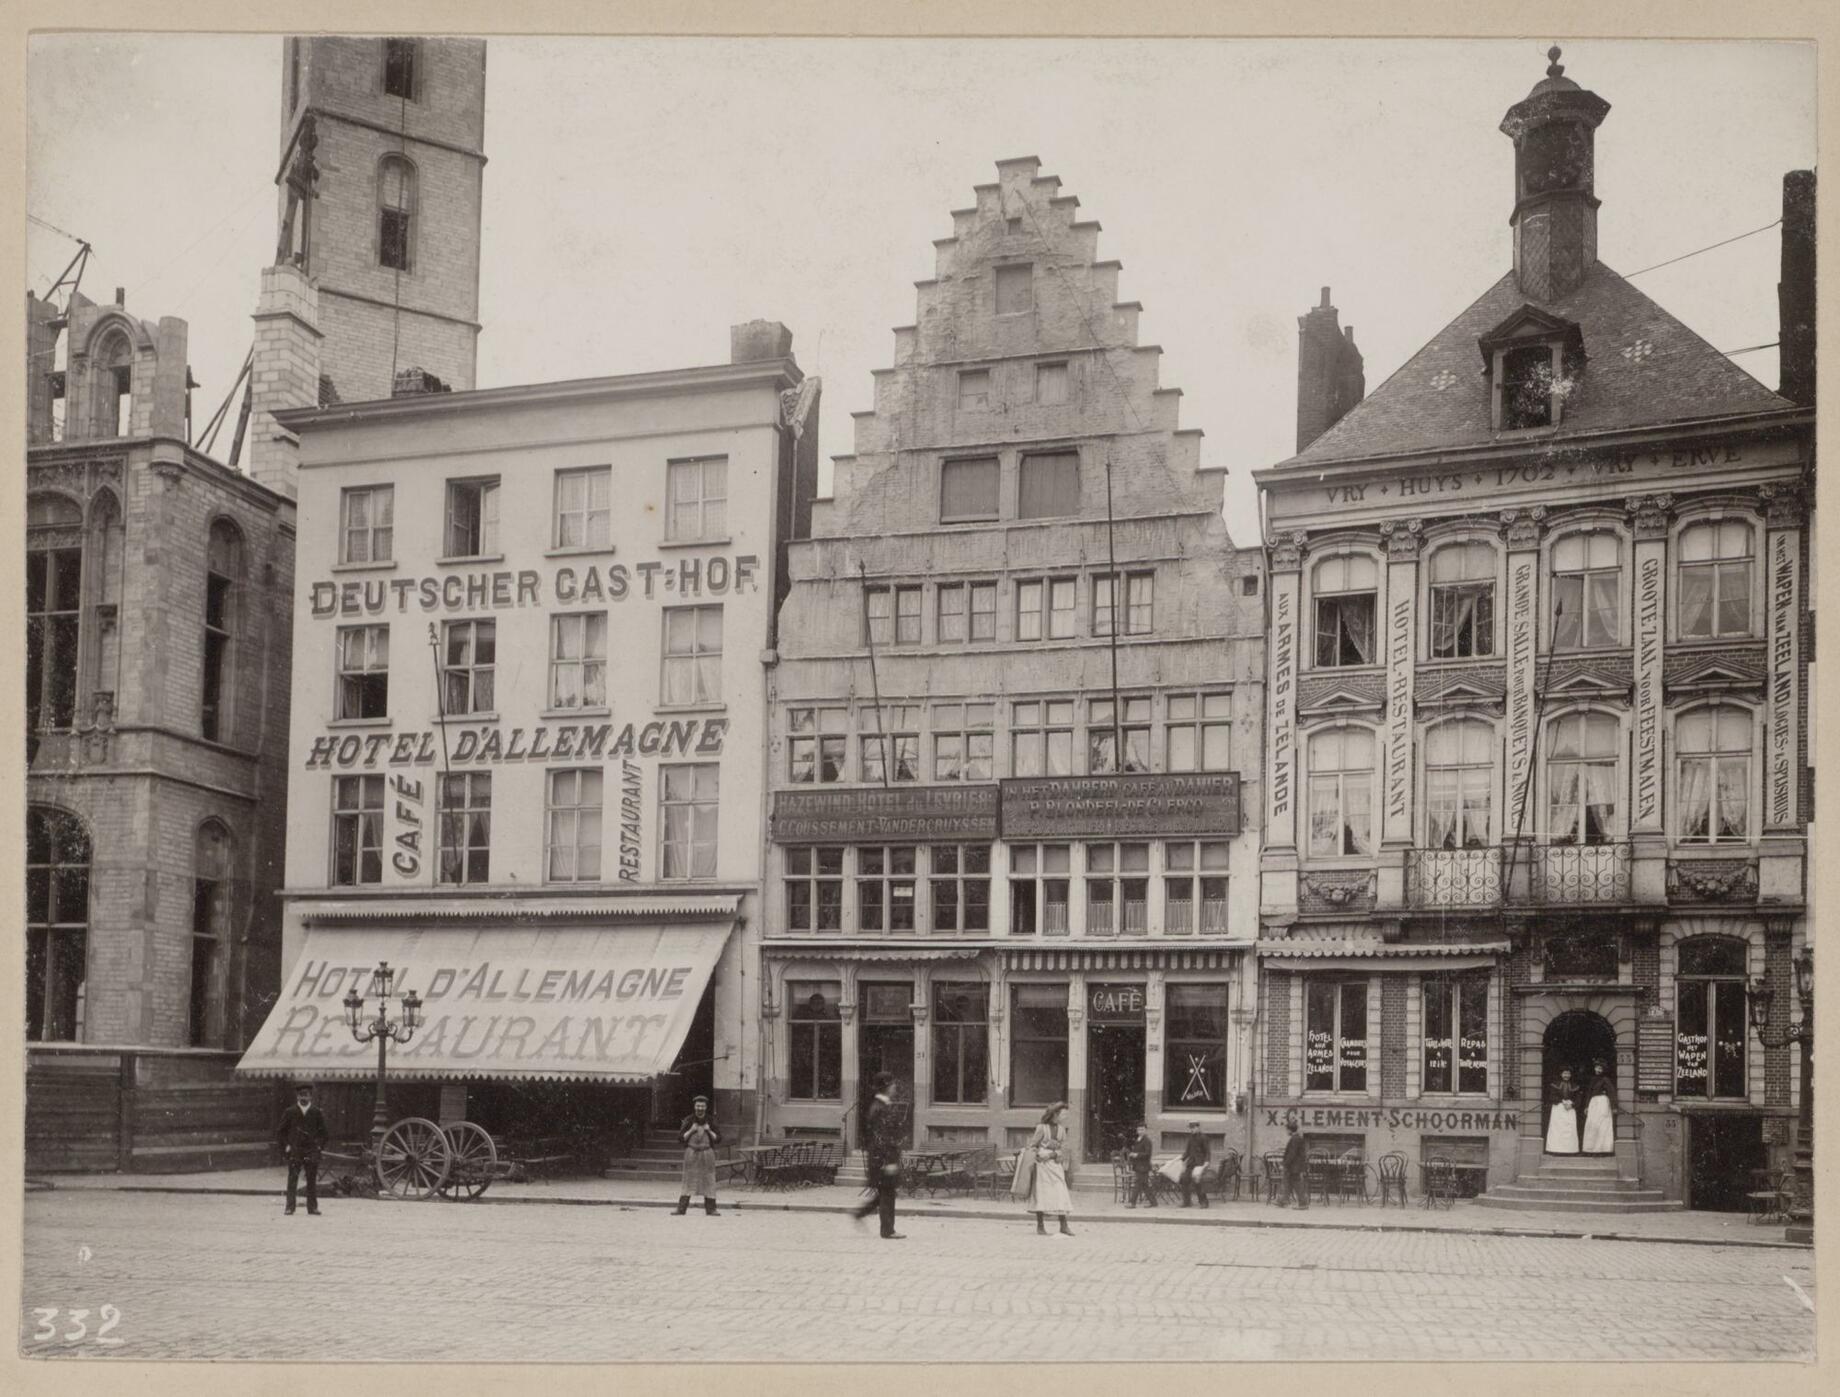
[1178,1118,1212,1209]
[276,1081,328,1216]
[674,1095,722,1216]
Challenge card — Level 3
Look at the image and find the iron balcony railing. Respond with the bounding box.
[1405,846,1502,908]
[1405,840,1633,908]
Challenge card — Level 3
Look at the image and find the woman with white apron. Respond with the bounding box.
[1011,1101,1075,1236]
[1580,1059,1616,1156]
[1545,1068,1580,1154]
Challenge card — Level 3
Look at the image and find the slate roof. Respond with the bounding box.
[1283,261,1794,467]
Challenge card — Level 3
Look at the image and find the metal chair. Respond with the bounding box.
[1422,1155,1459,1211]
[1262,1153,1286,1205]
[1214,1149,1243,1202]
[1306,1149,1334,1205]
[1747,1167,1795,1223]
[1337,1151,1370,1204]
[1375,1151,1409,1208]
[1111,1151,1130,1203]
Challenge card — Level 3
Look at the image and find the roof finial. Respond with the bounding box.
[1546,45,1564,79]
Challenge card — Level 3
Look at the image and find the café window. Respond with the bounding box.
[786,981,843,1100]
[1304,978,1369,1094]
[861,704,921,784]
[1164,841,1230,935]
[1422,973,1489,1095]
[444,478,500,559]
[1428,542,1496,658]
[331,774,385,886]
[1551,531,1622,649]
[554,466,611,551]
[659,764,719,880]
[548,612,607,710]
[437,772,492,886]
[1009,983,1068,1107]
[26,806,90,1042]
[1675,937,1748,1100]
[1087,695,1151,774]
[1085,843,1149,935]
[1307,727,1375,857]
[1017,577,1076,641]
[661,605,723,706]
[335,625,390,720]
[1010,844,1071,935]
[937,581,997,643]
[1165,984,1228,1110]
[1424,720,1495,849]
[930,844,991,933]
[545,768,603,884]
[1166,692,1230,773]
[1017,452,1080,520]
[442,618,496,716]
[957,369,991,412]
[939,458,999,524]
[340,484,394,564]
[1011,698,1074,777]
[1676,705,1751,845]
[1546,711,1619,845]
[1678,520,1754,639]
[666,456,727,543]
[856,845,917,932]
[931,701,994,782]
[788,705,847,784]
[784,846,844,932]
[1312,554,1377,667]
[1094,571,1154,638]
[932,983,989,1105]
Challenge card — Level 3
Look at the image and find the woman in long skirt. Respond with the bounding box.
[674,1095,721,1215]
[1545,1068,1580,1155]
[1011,1101,1075,1236]
[1580,1059,1616,1156]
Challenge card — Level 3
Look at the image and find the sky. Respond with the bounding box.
[26,35,1816,542]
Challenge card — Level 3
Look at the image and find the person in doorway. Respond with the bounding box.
[1013,1101,1075,1236]
[1277,1119,1310,1209]
[673,1095,722,1216]
[1178,1119,1212,1208]
[1545,1067,1581,1154]
[276,1082,328,1217]
[1125,1123,1157,1208]
[851,1072,905,1239]
[1581,1058,1616,1156]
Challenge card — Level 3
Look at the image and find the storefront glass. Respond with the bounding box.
[1164,982,1228,1109]
[787,980,842,1100]
[1011,983,1069,1105]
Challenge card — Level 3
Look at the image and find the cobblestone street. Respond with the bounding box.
[19,1188,1816,1364]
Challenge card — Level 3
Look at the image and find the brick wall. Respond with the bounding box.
[1764,934,1792,1107]
[1503,945,1531,1099]
[1263,969,1290,1098]
[1380,975,1407,1098]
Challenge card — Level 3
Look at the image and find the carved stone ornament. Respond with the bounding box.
[1498,505,1548,550]
[1269,530,1310,572]
[1380,518,1425,559]
[1758,482,1805,529]
[1299,872,1365,908]
[1666,860,1760,903]
[1624,492,1675,541]
[150,459,185,491]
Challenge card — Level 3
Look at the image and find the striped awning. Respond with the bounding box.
[762,944,986,963]
[1255,939,1509,972]
[1003,946,1241,971]
[295,894,743,925]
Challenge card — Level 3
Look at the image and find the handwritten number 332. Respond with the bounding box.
[30,1305,122,1345]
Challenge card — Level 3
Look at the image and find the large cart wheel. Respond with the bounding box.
[438,1121,498,1201]
[376,1116,452,1200]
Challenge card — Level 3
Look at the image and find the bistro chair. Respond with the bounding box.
[1336,1150,1370,1204]
[982,1151,1019,1201]
[1421,1156,1460,1211]
[1747,1168,1796,1224]
[1375,1152,1409,1208]
[1214,1149,1243,1202]
[1110,1150,1131,1204]
[1306,1150,1335,1205]
[1262,1153,1286,1205]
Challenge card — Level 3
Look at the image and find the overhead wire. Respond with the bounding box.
[1623,219,1781,278]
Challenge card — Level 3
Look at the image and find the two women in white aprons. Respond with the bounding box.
[1545,1060,1615,1155]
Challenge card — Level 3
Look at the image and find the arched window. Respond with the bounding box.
[202,520,242,742]
[191,821,235,1048]
[1547,712,1619,845]
[1677,705,1751,844]
[1428,542,1496,658]
[1551,531,1621,649]
[1312,554,1377,667]
[27,807,90,1041]
[1676,937,1748,1099]
[1307,727,1375,857]
[1425,721,1494,849]
[378,156,415,272]
[92,329,133,438]
[27,492,85,734]
[1678,520,1754,639]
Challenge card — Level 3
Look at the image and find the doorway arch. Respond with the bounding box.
[1541,1010,1616,1138]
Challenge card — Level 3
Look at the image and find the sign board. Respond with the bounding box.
[771,785,998,843]
[1087,982,1146,1024]
[1000,772,1241,839]
[1637,1016,1676,1093]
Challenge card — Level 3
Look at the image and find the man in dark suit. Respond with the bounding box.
[1178,1119,1212,1208]
[1278,1118,1310,1209]
[276,1082,329,1216]
[1125,1123,1158,1208]
[850,1072,905,1239]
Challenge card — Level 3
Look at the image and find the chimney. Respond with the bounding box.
[391,366,450,398]
[1295,287,1366,452]
[1778,169,1815,407]
[1499,47,1612,303]
[730,319,794,364]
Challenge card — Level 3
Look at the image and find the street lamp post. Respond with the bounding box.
[342,961,423,1151]
[1747,944,1813,1245]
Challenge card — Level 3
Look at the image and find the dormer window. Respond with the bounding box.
[1502,346,1555,429]
[1479,305,1584,433]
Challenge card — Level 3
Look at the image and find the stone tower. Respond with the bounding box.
[1498,46,1612,304]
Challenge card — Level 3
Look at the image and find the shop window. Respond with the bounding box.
[1541,931,1618,982]
[784,847,844,932]
[26,807,89,1042]
[1678,520,1754,639]
[932,983,990,1105]
[1676,705,1751,845]
[331,775,385,886]
[1018,452,1079,519]
[1547,712,1619,844]
[787,706,847,784]
[335,625,390,720]
[1676,938,1748,1099]
[444,478,500,559]
[861,704,921,784]
[1429,542,1496,658]
[1551,532,1622,649]
[202,520,241,742]
[340,484,394,564]
[1165,983,1228,1110]
[929,844,991,932]
[1164,841,1230,935]
[1094,571,1154,638]
[1011,699,1074,777]
[957,369,991,412]
[659,764,719,880]
[1312,554,1377,667]
[1501,345,1555,429]
[1419,1137,1490,1198]
[1425,721,1495,849]
[545,768,603,883]
[931,702,994,782]
[437,772,492,885]
[1307,727,1375,857]
[554,466,611,550]
[1009,845,1071,935]
[1035,361,1068,405]
[995,263,1033,315]
[787,981,843,1100]
[857,845,917,932]
[1085,843,1149,935]
[547,612,606,710]
[661,605,722,706]
[1166,692,1230,773]
[382,38,417,99]
[1009,983,1068,1106]
[442,618,496,715]
[27,494,85,734]
[1304,978,1369,1094]
[939,458,999,523]
[936,581,997,643]
[1087,696,1151,774]
[666,457,726,543]
[1422,973,1489,1095]
[1016,577,1076,641]
[377,156,415,272]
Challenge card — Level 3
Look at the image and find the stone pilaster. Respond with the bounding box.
[1378,520,1422,909]
[1499,508,1546,888]
[1627,494,1672,901]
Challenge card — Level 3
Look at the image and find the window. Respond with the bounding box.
[957,370,991,412]
[932,983,989,1104]
[554,467,611,550]
[1165,841,1230,935]
[1423,973,1489,1095]
[545,769,603,883]
[1677,706,1750,844]
[1087,696,1152,775]
[1676,938,1748,1100]
[864,585,920,646]
[931,702,994,782]
[1016,577,1076,641]
[382,38,417,98]
[1305,978,1369,1094]
[1313,554,1377,666]
[27,496,84,733]
[661,605,723,706]
[937,581,997,643]
[1552,532,1622,649]
[1035,361,1068,405]
[190,822,233,1048]
[335,625,390,720]
[940,458,999,523]
[1307,728,1375,857]
[788,706,847,783]
[441,619,496,715]
[1242,573,1261,597]
[378,156,414,271]
[856,846,917,931]
[1502,345,1555,429]
[1167,693,1231,772]
[1429,543,1496,658]
[88,493,123,702]
[1009,845,1071,935]
[92,332,132,437]
[785,847,844,932]
[1017,452,1080,519]
[660,764,719,879]
[666,457,727,542]
[930,845,991,932]
[1679,521,1754,639]
[438,772,492,885]
[202,522,240,741]
[1094,571,1154,637]
[1011,699,1074,777]
[786,981,843,1100]
[331,775,385,886]
[26,807,89,1042]
[1547,712,1619,844]
[340,485,394,564]
[995,263,1033,315]
[1425,721,1494,849]
[1085,843,1149,935]
[1166,984,1228,1109]
[548,613,606,710]
[861,704,920,784]
[444,478,500,558]
[1009,983,1067,1106]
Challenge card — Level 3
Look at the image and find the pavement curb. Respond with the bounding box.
[33,1180,1812,1251]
